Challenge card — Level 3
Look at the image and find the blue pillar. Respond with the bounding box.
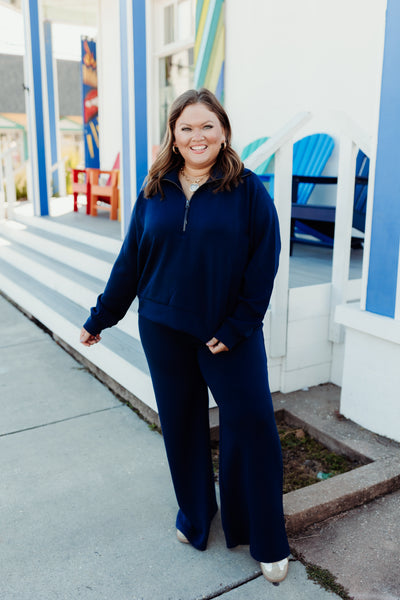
[119,0,148,235]
[22,0,50,216]
[132,0,148,193]
[44,20,60,195]
[365,0,400,318]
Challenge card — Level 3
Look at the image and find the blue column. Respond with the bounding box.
[22,0,49,216]
[365,0,400,318]
[44,20,59,195]
[119,0,148,235]
[132,0,148,193]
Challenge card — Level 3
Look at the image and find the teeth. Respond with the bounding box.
[191,145,207,150]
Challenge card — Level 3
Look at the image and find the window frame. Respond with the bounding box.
[151,0,195,148]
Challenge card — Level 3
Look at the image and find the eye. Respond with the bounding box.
[204,124,213,129]
[181,127,191,131]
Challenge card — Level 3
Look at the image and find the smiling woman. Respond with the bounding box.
[145,88,242,198]
[174,104,225,177]
[80,87,290,584]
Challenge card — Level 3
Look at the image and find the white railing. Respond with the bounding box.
[51,159,67,197]
[244,111,372,356]
[0,149,17,220]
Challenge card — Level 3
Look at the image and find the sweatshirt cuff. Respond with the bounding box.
[83,315,103,336]
[214,321,247,350]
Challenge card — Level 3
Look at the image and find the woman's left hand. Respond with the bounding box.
[206,337,229,354]
[80,327,101,347]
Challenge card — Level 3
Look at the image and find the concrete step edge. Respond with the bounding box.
[12,213,122,254]
[284,455,400,534]
[0,273,156,416]
[0,244,140,341]
[0,222,113,281]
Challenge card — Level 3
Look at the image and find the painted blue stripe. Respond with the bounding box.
[119,0,132,235]
[29,0,49,216]
[44,20,59,195]
[366,0,400,318]
[215,60,224,103]
[132,0,148,197]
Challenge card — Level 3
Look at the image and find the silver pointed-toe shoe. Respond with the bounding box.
[260,557,289,583]
[176,529,190,544]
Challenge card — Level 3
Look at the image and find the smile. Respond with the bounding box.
[190,145,207,151]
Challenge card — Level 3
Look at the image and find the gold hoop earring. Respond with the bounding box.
[221,141,227,151]
[172,146,179,154]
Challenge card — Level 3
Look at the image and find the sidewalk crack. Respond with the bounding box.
[0,405,124,438]
[195,572,262,600]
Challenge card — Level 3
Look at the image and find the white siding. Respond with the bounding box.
[225,0,386,155]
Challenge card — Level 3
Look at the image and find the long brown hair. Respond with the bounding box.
[144,88,243,198]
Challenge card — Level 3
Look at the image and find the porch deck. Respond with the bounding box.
[0,196,363,416]
[13,195,364,288]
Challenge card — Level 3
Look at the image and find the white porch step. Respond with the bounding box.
[0,218,157,415]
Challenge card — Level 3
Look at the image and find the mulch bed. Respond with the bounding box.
[211,422,363,493]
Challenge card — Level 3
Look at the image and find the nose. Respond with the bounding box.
[192,129,205,140]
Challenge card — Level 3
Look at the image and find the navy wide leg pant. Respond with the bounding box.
[138,316,290,563]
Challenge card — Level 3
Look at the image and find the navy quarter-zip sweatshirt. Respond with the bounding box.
[84,168,280,350]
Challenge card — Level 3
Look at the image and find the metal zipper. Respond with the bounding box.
[161,176,220,233]
[183,197,191,232]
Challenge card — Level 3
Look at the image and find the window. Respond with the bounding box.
[159,47,194,138]
[177,0,192,42]
[152,0,195,145]
[163,4,174,44]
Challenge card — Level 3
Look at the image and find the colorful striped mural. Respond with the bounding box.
[194,0,225,103]
[81,38,100,169]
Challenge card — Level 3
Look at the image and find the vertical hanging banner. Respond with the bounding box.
[194,0,225,103]
[81,37,100,168]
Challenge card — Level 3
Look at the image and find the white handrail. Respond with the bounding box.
[244,112,312,171]
[0,148,17,220]
[50,158,67,197]
[0,153,5,220]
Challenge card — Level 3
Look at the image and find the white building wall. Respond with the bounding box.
[225,0,387,155]
[97,0,122,170]
[339,322,400,442]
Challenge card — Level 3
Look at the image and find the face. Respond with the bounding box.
[173,103,226,171]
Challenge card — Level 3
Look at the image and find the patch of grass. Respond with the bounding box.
[306,564,353,598]
[210,423,363,491]
[211,440,219,481]
[72,365,90,372]
[291,551,354,600]
[278,423,362,493]
[148,422,161,434]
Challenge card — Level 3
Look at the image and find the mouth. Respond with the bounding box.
[190,145,208,152]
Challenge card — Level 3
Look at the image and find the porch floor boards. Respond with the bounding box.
[0,196,363,414]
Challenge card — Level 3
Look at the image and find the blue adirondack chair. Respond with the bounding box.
[242,134,369,249]
[242,133,335,200]
[241,136,273,175]
[290,150,369,248]
[353,151,370,233]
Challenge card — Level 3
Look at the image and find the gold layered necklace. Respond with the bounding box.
[180,168,209,192]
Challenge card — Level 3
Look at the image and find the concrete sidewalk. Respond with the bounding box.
[0,294,341,599]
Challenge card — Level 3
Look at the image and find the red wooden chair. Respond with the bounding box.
[89,169,119,220]
[71,168,91,215]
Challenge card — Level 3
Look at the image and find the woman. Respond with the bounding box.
[80,88,290,583]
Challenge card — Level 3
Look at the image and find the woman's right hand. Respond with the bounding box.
[80,327,101,347]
